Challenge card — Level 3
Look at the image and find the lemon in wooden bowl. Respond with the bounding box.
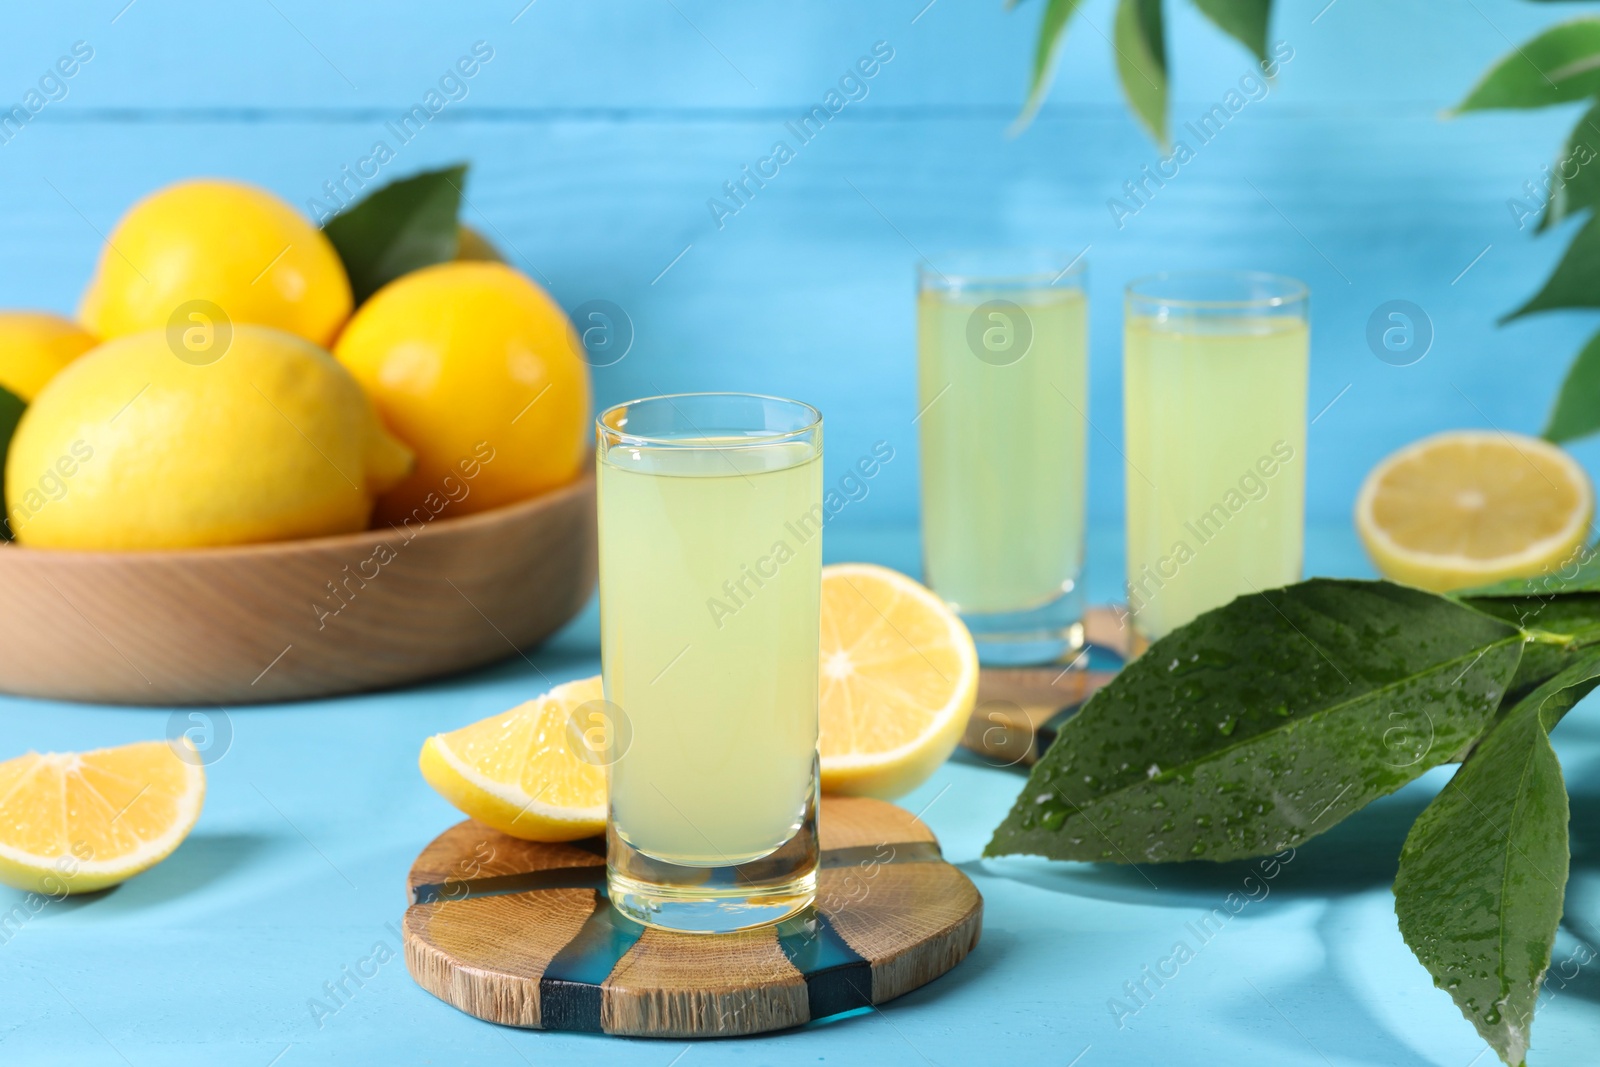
[0,312,98,402]
[78,178,352,348]
[334,261,590,525]
[4,325,411,549]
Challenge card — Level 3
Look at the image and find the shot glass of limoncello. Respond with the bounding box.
[1122,272,1309,645]
[596,393,823,933]
[916,253,1089,665]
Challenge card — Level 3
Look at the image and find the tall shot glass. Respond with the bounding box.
[916,252,1090,665]
[596,393,823,933]
[1122,271,1309,645]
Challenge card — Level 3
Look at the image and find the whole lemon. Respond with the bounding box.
[79,179,352,348]
[5,326,412,549]
[334,261,590,524]
[0,312,97,401]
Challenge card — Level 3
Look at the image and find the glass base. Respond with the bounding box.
[606,778,819,935]
[607,868,816,934]
[956,581,1086,667]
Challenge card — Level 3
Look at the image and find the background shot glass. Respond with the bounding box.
[1122,271,1309,645]
[596,393,823,933]
[916,252,1089,666]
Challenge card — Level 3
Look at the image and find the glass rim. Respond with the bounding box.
[918,249,1088,290]
[596,391,822,450]
[1125,270,1308,310]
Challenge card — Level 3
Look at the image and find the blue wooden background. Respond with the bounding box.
[5,0,1598,532]
[6,2,1600,1065]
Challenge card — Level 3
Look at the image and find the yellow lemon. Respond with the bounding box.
[419,676,607,842]
[5,325,411,549]
[334,261,590,524]
[79,178,352,347]
[0,740,205,894]
[818,563,979,799]
[418,567,977,837]
[0,312,97,401]
[1356,430,1594,592]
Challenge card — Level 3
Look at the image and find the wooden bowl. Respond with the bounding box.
[0,471,596,706]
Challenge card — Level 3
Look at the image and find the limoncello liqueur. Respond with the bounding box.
[598,436,821,867]
[916,266,1088,661]
[1123,305,1308,641]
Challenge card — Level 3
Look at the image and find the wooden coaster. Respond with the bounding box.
[962,604,1132,767]
[402,796,982,1037]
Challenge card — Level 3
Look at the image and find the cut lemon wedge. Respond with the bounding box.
[819,563,979,799]
[420,675,607,841]
[1356,430,1593,593]
[422,567,978,831]
[0,740,205,894]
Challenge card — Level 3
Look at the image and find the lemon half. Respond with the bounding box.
[1356,430,1593,593]
[818,563,979,799]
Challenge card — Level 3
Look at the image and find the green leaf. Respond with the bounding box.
[1503,213,1600,321]
[1458,546,1600,599]
[1014,0,1089,130]
[1534,103,1600,234]
[1394,650,1600,1067]
[1463,594,1600,704]
[1190,0,1270,64]
[0,384,24,543]
[321,164,468,305]
[1112,0,1168,148]
[1456,17,1600,113]
[1464,591,1600,639]
[986,580,1523,863]
[1540,330,1600,442]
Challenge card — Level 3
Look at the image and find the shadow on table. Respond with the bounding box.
[1559,754,1600,1007]
[0,831,273,930]
[1567,753,1600,872]
[965,786,1435,911]
[94,831,275,912]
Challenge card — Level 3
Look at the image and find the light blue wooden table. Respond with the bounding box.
[4,1,1600,1063]
[4,523,1599,1066]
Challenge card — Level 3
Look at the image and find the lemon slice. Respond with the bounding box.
[1356,430,1593,593]
[0,740,205,894]
[819,563,979,799]
[420,675,608,841]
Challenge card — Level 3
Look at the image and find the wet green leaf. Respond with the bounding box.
[1457,545,1600,599]
[1394,651,1600,1067]
[1462,591,1600,637]
[1191,0,1271,63]
[1464,594,1600,705]
[985,580,1523,864]
[1113,0,1168,148]
[1456,17,1600,113]
[322,163,468,305]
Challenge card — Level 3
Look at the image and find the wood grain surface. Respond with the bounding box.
[963,604,1130,766]
[0,470,596,705]
[403,796,982,1037]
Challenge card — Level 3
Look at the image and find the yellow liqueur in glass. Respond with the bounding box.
[1123,272,1309,643]
[597,393,822,933]
[916,253,1089,665]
